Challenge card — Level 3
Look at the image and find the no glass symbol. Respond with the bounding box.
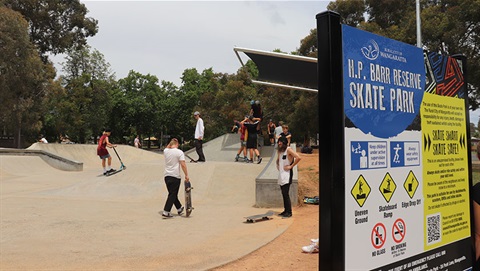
[371,223,386,249]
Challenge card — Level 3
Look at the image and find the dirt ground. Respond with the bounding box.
[213,149,320,270]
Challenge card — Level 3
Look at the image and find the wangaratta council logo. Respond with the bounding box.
[361,39,379,60]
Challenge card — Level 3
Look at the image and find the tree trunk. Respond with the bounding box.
[15,120,22,149]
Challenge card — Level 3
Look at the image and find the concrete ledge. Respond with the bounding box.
[0,148,83,171]
[255,144,298,208]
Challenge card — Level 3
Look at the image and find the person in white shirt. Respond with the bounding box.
[134,135,141,148]
[273,121,284,146]
[193,111,206,162]
[39,135,48,144]
[162,138,190,218]
[276,136,301,218]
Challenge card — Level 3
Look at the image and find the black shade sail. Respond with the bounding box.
[234,47,317,92]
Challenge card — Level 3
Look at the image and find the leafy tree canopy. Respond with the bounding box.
[0,6,55,147]
[4,0,98,59]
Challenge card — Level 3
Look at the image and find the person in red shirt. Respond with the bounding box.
[234,119,248,162]
[97,128,116,175]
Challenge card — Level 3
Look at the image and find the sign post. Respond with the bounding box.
[318,11,475,271]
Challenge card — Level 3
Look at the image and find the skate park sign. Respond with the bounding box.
[318,11,474,271]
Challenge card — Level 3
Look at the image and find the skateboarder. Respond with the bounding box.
[235,119,248,162]
[97,128,117,175]
[276,136,301,218]
[241,115,263,164]
[193,111,206,162]
[162,138,190,218]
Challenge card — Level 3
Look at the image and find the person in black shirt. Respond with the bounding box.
[241,116,262,164]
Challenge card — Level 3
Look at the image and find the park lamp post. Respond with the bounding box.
[416,0,422,48]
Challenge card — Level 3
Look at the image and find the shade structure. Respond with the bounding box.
[234,47,318,92]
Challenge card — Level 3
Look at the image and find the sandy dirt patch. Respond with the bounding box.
[213,149,319,270]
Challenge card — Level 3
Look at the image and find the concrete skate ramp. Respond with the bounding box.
[0,134,289,270]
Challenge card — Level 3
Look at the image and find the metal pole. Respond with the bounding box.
[416,0,422,48]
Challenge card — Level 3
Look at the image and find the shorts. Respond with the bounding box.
[99,154,110,160]
[246,135,257,149]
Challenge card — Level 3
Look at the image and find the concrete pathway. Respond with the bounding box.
[0,134,290,270]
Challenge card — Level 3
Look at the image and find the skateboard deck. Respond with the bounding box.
[98,169,122,177]
[184,153,197,163]
[185,181,193,217]
[244,210,274,223]
[106,169,122,176]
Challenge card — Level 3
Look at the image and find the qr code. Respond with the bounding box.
[427,213,441,244]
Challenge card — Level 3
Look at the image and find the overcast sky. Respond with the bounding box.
[51,1,480,125]
[51,1,329,86]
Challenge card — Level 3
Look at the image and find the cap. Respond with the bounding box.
[194,111,200,116]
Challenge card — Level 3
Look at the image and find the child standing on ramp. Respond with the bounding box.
[97,128,117,175]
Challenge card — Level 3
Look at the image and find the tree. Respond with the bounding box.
[327,0,480,110]
[0,7,55,147]
[47,46,115,143]
[287,92,319,145]
[470,122,477,138]
[176,68,212,142]
[297,29,318,58]
[110,70,164,145]
[326,0,366,27]
[4,0,98,59]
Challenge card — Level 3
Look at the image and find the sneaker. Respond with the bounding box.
[177,206,184,215]
[257,157,262,164]
[161,212,174,218]
[235,155,239,162]
[302,240,319,253]
[243,157,248,162]
[282,213,292,218]
[248,159,253,163]
[278,211,286,216]
[107,168,116,173]
[103,172,107,176]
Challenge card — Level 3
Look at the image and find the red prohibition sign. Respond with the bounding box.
[392,218,406,243]
[371,222,386,249]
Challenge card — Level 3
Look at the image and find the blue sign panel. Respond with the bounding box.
[343,25,426,138]
[351,141,388,170]
[390,141,405,167]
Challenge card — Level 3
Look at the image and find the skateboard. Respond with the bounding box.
[105,169,122,176]
[96,169,122,177]
[184,181,193,217]
[184,153,197,163]
[244,210,274,223]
